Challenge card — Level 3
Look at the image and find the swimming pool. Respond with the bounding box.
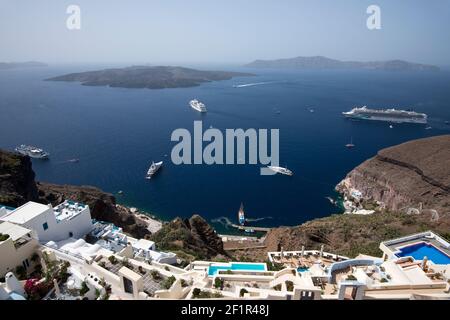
[208,263,267,276]
[297,266,309,273]
[395,242,450,265]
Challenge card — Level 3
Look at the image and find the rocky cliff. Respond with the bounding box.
[336,135,450,216]
[150,215,227,260]
[0,150,39,206]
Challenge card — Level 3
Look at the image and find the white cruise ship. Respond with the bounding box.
[343,106,427,124]
[189,99,207,113]
[15,145,50,159]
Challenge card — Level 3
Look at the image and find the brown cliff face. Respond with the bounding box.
[150,215,226,260]
[337,135,450,215]
[0,150,39,206]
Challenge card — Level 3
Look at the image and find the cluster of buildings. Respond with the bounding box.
[1,200,449,300]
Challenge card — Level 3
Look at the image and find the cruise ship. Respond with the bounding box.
[267,166,293,176]
[15,145,50,159]
[189,99,207,113]
[145,161,163,179]
[342,106,427,124]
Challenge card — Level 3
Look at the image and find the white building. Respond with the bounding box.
[0,201,93,243]
[0,222,39,277]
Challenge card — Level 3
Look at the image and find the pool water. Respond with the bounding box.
[396,242,450,265]
[297,267,309,273]
[208,263,267,276]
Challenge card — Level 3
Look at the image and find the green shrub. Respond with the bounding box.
[79,281,89,296]
[0,233,10,241]
[162,276,176,289]
[239,288,248,297]
[108,256,117,265]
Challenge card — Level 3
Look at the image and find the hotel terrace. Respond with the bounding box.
[0,201,449,300]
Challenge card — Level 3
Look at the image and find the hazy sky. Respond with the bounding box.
[1,0,449,65]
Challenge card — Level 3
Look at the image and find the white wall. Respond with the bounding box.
[21,206,93,243]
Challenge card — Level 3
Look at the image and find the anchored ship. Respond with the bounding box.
[267,166,293,176]
[145,161,163,179]
[343,106,427,124]
[238,202,245,225]
[189,99,207,113]
[15,145,49,159]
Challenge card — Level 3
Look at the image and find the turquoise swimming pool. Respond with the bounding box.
[297,266,309,273]
[396,242,450,265]
[208,263,267,276]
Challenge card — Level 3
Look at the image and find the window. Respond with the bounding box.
[69,232,73,237]
[42,222,48,230]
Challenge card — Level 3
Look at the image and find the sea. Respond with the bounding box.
[1,64,449,234]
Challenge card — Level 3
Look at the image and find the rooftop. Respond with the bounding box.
[54,200,88,222]
[1,201,51,224]
[0,221,33,241]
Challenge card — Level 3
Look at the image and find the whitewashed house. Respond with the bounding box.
[0,200,93,243]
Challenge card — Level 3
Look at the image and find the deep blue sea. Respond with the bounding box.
[1,65,449,233]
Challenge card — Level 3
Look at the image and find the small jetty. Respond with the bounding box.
[230,223,271,233]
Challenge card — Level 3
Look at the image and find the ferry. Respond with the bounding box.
[238,203,245,225]
[189,99,207,113]
[343,106,427,124]
[15,145,49,159]
[267,166,293,176]
[145,161,163,179]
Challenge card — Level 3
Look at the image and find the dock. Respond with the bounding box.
[229,223,271,233]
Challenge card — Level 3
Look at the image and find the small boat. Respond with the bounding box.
[389,125,394,129]
[238,202,245,226]
[145,161,163,179]
[117,190,124,195]
[244,229,255,234]
[267,166,293,176]
[345,137,355,148]
[308,107,315,113]
[425,126,432,130]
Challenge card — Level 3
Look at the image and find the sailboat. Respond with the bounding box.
[345,137,355,148]
[238,202,245,226]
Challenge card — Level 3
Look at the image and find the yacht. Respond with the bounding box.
[267,166,293,176]
[345,137,355,148]
[15,145,49,159]
[145,161,163,179]
[238,203,245,225]
[189,99,207,113]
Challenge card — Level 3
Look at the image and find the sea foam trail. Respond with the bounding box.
[212,216,273,227]
[233,81,275,88]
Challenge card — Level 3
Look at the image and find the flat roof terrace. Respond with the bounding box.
[54,200,88,222]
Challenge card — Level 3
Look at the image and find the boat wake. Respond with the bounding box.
[233,81,275,88]
[211,216,273,228]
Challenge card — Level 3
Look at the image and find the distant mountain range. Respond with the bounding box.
[0,61,47,70]
[245,56,439,71]
[47,66,254,89]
